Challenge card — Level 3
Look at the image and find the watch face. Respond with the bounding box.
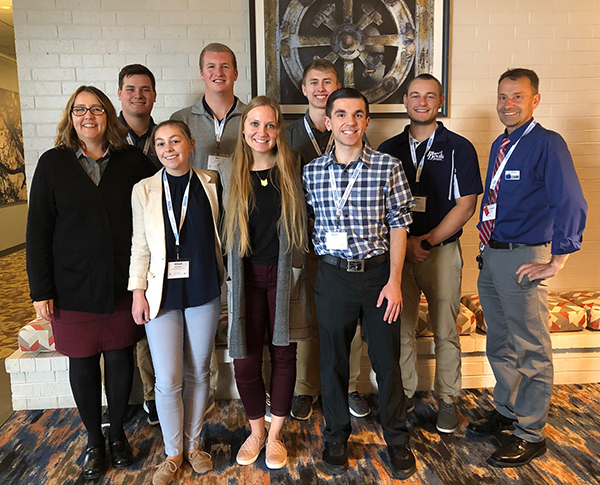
[420,239,432,251]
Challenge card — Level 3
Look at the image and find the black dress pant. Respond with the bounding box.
[315,258,409,446]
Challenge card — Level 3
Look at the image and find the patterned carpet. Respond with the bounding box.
[0,249,33,359]
[0,384,599,484]
[1,251,599,484]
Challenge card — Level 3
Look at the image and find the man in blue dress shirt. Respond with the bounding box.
[468,68,587,467]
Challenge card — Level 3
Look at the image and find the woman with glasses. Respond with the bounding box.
[219,96,310,469]
[26,85,156,480]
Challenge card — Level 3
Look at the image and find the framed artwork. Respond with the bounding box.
[0,88,26,205]
[250,0,450,118]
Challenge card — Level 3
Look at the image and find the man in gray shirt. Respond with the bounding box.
[171,43,245,171]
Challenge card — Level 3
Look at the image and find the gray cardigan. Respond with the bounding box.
[218,159,311,360]
[170,97,245,171]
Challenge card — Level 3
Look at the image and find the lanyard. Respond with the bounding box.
[490,121,536,190]
[214,115,227,144]
[126,133,153,156]
[304,114,334,157]
[328,161,364,219]
[163,169,191,258]
[409,131,435,184]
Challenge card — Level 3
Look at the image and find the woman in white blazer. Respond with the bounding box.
[128,120,224,485]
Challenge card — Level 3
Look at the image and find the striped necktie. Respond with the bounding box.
[479,137,510,246]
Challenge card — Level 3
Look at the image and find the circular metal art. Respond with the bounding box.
[280,0,416,104]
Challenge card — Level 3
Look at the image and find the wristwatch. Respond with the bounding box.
[420,239,433,251]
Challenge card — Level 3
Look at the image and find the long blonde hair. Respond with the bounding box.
[223,96,307,257]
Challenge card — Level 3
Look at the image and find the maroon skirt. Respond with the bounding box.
[50,295,144,358]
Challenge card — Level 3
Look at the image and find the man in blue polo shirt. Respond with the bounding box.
[378,74,482,434]
[469,68,587,467]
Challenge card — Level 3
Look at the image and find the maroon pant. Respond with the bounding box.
[233,262,297,419]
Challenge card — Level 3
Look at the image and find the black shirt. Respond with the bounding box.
[161,171,221,309]
[248,168,281,265]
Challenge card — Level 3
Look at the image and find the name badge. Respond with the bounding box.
[167,260,190,279]
[413,196,427,213]
[482,203,496,222]
[207,155,230,171]
[326,231,348,250]
[505,170,520,181]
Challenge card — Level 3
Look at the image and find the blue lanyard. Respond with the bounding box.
[328,161,364,219]
[304,114,334,157]
[213,116,227,144]
[490,120,536,190]
[163,169,191,258]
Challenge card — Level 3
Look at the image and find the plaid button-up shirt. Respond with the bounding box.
[303,145,414,260]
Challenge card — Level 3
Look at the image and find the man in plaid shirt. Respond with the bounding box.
[302,88,416,480]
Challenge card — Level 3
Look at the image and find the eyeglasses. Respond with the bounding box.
[71,106,106,116]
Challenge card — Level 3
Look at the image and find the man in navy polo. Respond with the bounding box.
[378,74,482,434]
[118,64,161,169]
[469,68,587,467]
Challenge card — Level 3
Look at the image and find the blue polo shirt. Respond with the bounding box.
[477,118,587,255]
[378,122,482,242]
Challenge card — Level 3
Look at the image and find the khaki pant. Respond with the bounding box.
[400,240,463,402]
[295,251,364,397]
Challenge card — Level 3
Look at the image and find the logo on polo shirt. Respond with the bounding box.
[426,150,444,161]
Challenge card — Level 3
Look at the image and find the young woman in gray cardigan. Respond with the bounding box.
[219,96,310,470]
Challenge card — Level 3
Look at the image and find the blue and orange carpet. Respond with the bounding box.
[1,384,599,484]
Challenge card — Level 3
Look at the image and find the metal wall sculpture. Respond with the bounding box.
[0,88,26,205]
[251,0,449,117]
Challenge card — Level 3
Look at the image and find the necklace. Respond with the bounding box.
[255,169,269,187]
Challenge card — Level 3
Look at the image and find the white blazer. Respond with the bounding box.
[128,167,224,319]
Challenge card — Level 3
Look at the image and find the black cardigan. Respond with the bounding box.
[26,146,157,314]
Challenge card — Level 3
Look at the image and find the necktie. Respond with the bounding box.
[479,137,510,246]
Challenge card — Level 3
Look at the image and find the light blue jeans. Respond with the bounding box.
[145,297,220,456]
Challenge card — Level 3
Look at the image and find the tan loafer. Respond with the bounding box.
[185,449,213,474]
[236,431,267,465]
[265,438,288,469]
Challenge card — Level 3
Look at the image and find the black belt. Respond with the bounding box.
[319,253,388,273]
[488,239,549,250]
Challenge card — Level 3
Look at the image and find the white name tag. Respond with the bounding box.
[207,155,230,171]
[413,196,427,213]
[326,231,348,250]
[167,260,190,279]
[505,170,520,181]
[482,203,496,222]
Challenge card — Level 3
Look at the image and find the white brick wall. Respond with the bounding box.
[13,0,252,192]
[12,0,600,294]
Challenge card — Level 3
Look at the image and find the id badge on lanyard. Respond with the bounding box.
[409,133,435,213]
[325,161,363,251]
[163,169,191,279]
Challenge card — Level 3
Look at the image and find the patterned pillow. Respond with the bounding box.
[548,294,587,332]
[559,291,600,331]
[215,302,229,347]
[18,317,55,352]
[416,295,476,337]
[460,294,487,332]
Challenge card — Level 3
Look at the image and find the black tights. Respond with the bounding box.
[69,346,134,447]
